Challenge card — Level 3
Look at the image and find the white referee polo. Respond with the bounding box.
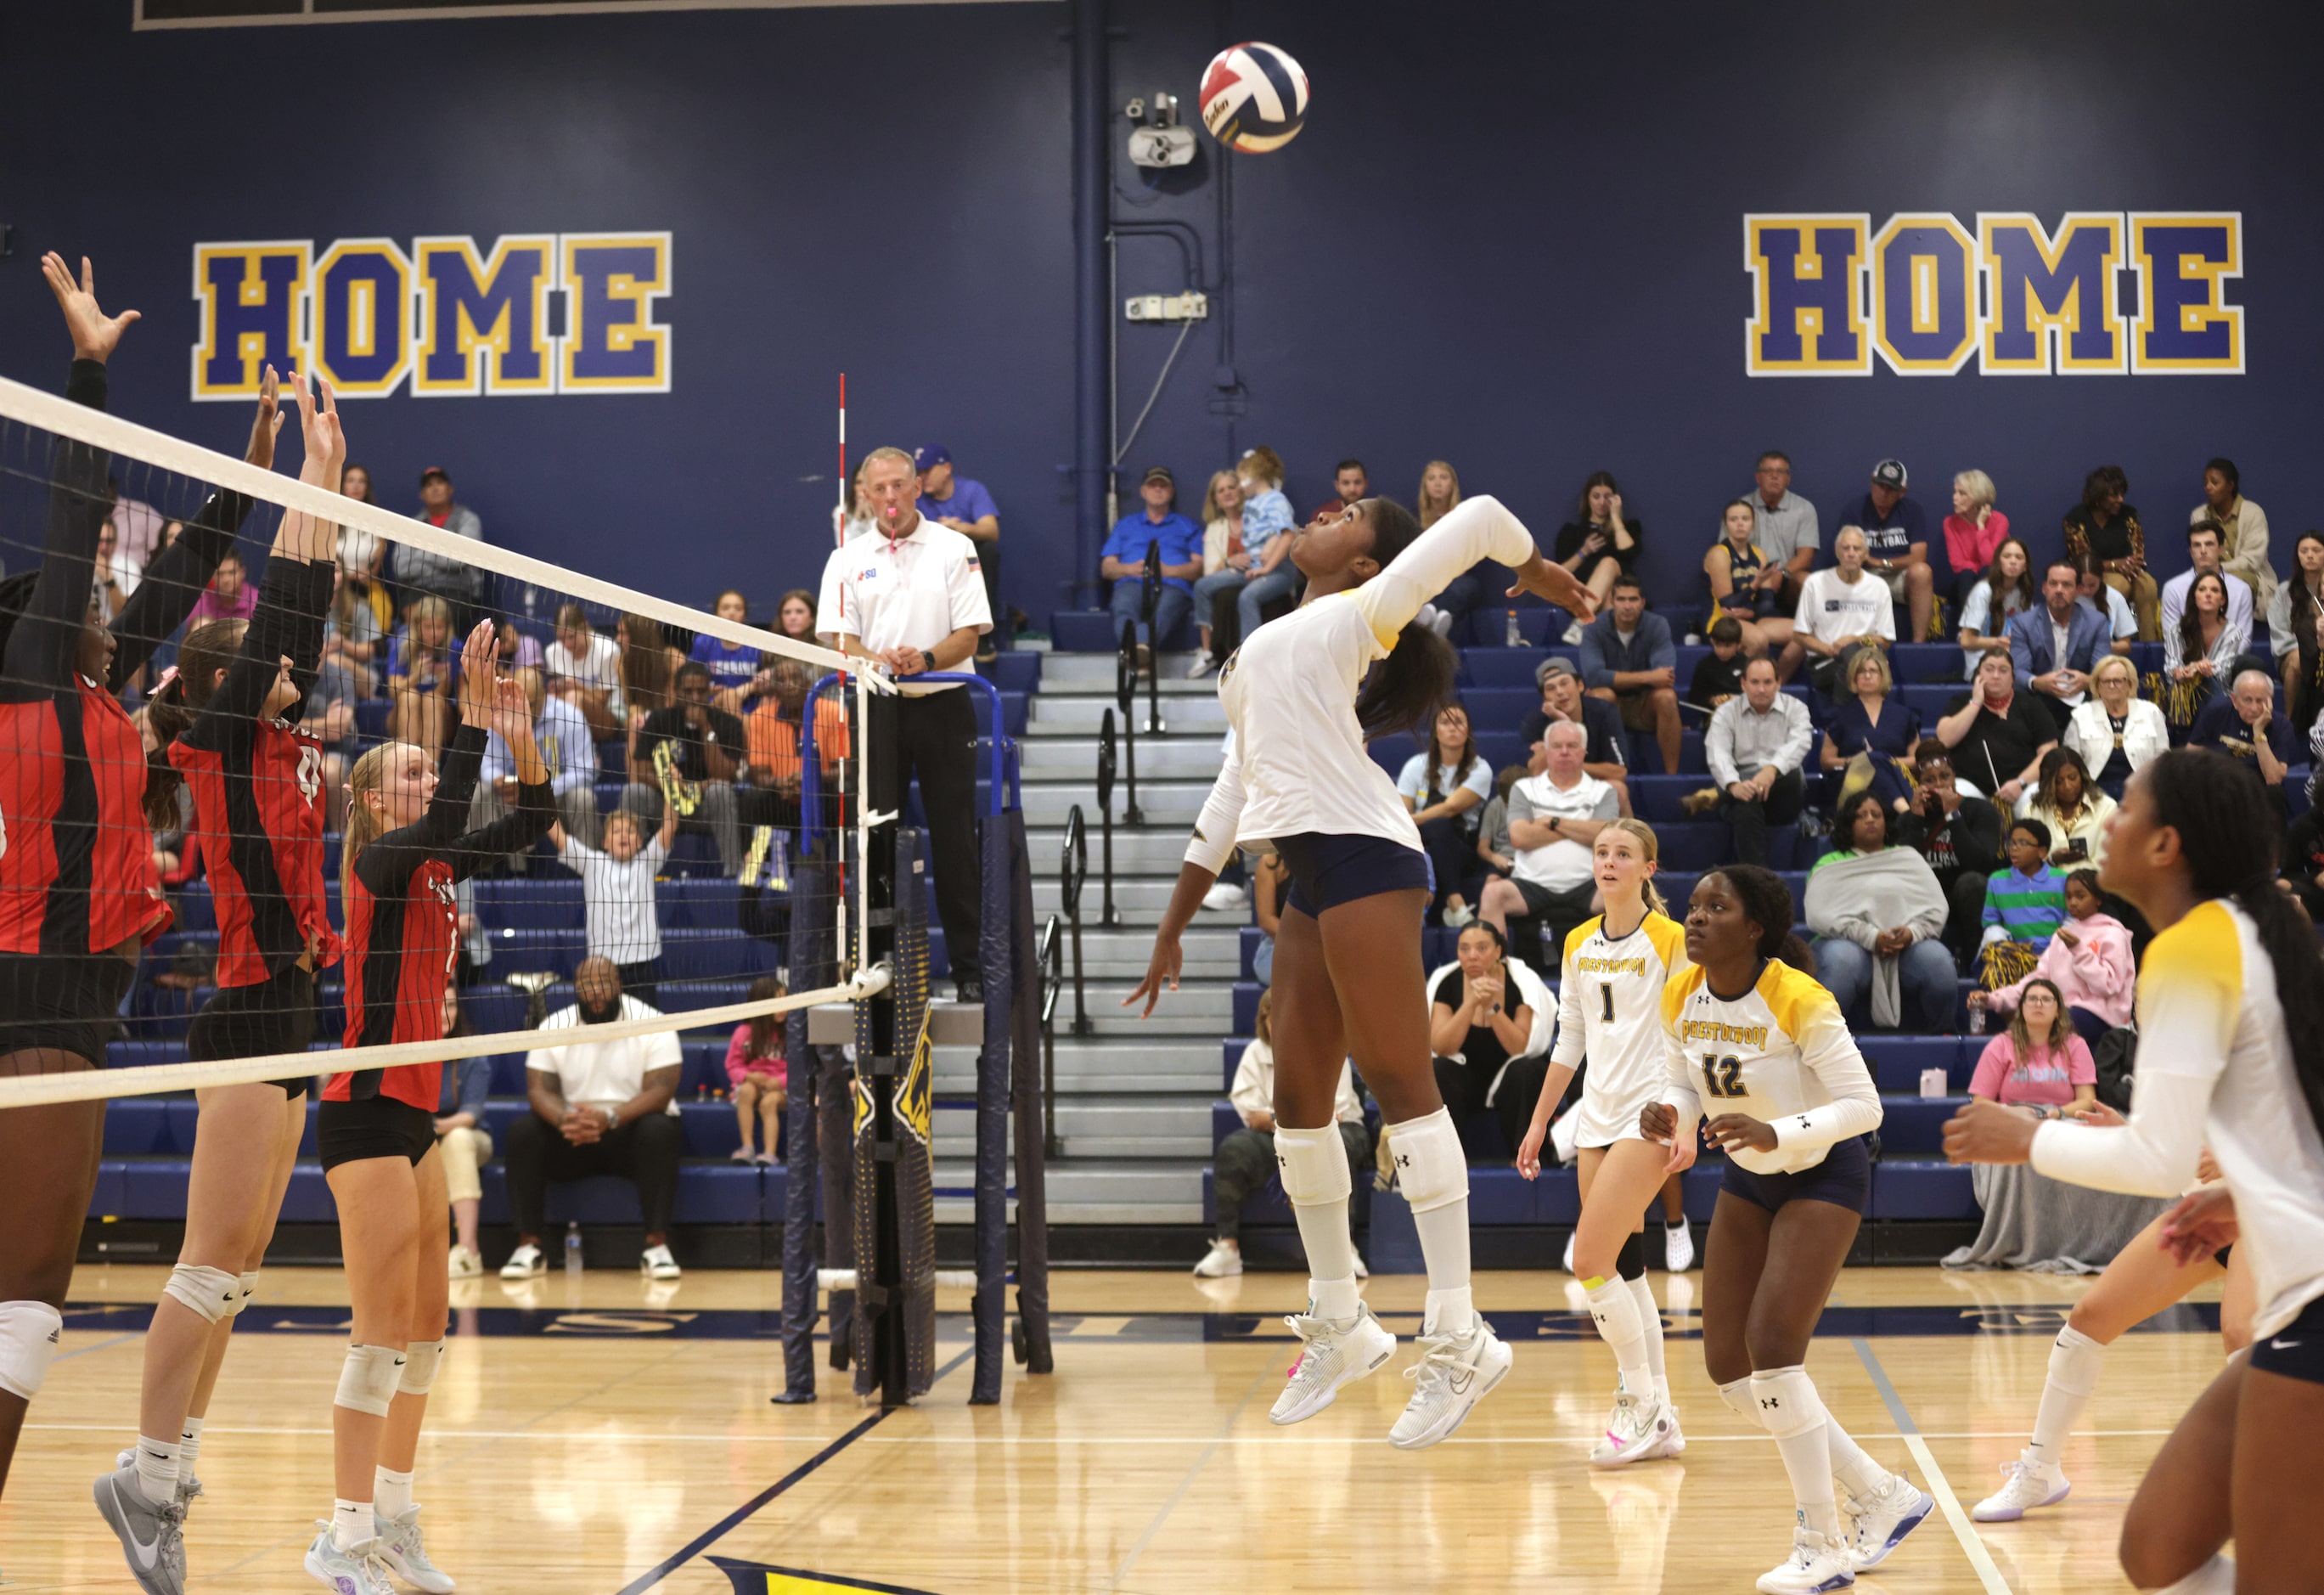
[820,516,993,662]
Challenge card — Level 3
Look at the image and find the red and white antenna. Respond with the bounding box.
[835,372,847,549]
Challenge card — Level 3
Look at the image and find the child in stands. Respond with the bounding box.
[725,975,789,1165]
[550,804,678,1001]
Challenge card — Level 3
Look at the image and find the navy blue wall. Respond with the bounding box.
[4,1,2321,621]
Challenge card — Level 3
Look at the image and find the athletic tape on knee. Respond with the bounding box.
[1616,1230,1646,1282]
[399,1339,446,1395]
[1749,1365,1827,1440]
[164,1264,244,1326]
[1382,1107,1467,1215]
[1272,1124,1351,1209]
[0,1301,63,1401]
[334,1344,408,1417]
[232,1271,260,1319]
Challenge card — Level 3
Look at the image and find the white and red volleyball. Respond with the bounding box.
[1198,42,1309,153]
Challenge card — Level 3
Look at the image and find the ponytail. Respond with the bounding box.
[142,619,249,831]
[1352,497,1457,738]
[340,741,403,903]
[1599,816,1670,919]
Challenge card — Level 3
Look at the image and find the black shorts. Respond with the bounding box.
[2251,1293,2324,1387]
[188,963,317,1098]
[0,950,136,1068]
[1275,831,1432,917]
[317,1096,436,1171]
[1721,1133,1872,1217]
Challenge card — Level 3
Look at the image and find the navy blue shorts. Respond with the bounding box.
[1274,831,1432,917]
[2251,1293,2324,1388]
[1720,1133,1871,1216]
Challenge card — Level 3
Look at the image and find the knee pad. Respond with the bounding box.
[1717,1376,1762,1428]
[2049,1324,2105,1395]
[234,1271,261,1319]
[164,1264,244,1326]
[1273,1124,1351,1209]
[1615,1229,1646,1282]
[0,1301,64,1401]
[335,1344,408,1417]
[1749,1365,1827,1440]
[1382,1107,1467,1215]
[399,1339,446,1396]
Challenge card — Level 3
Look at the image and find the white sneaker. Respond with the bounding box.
[1424,606,1455,640]
[640,1243,682,1282]
[1756,1526,1855,1594]
[1971,1457,2069,1522]
[304,1526,397,1595]
[1846,1474,1935,1569]
[1441,902,1475,928]
[1201,882,1250,912]
[447,1244,481,1280]
[1562,621,1586,646]
[1590,1388,1684,1468]
[1389,1316,1513,1450]
[374,1505,455,1593]
[1269,1303,1397,1427]
[1562,1233,1576,1274]
[1192,1239,1242,1278]
[1186,653,1217,679]
[1665,1220,1695,1272]
[498,1243,545,1280]
[93,1463,187,1595]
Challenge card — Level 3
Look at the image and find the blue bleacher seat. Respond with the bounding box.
[982,651,1040,693]
[1871,1159,1979,1220]
[1859,1035,1974,1094]
[354,700,392,740]
[1878,1095,1969,1154]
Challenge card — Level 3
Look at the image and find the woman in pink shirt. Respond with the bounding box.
[724,974,790,1164]
[1944,469,2012,607]
[1969,869,2134,1041]
[1967,978,2096,1119]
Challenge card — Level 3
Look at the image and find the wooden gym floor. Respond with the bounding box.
[2,1262,2226,1593]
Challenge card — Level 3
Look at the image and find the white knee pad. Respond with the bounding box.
[1749,1365,1826,1440]
[1383,1107,1468,1215]
[399,1339,446,1396]
[1272,1124,1351,1208]
[335,1344,408,1417]
[164,1264,244,1326]
[1717,1376,1762,1428]
[0,1301,64,1401]
[231,1271,261,1319]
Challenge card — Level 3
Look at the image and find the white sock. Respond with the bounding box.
[1624,1275,1668,1404]
[1826,1417,1893,1502]
[1413,1204,1475,1336]
[1291,1186,1358,1322]
[177,1415,205,1474]
[374,1466,414,1519]
[1583,1276,1653,1395]
[132,1434,179,1507]
[2026,1325,2105,1468]
[332,1497,372,1552]
[1754,1367,1842,1542]
[2157,1553,2237,1594]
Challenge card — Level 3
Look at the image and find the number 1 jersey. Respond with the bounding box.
[1658,959,1881,1175]
[1550,911,1689,1146]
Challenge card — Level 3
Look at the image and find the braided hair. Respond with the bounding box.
[1705,863,1815,973]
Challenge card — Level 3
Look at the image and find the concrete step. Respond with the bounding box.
[932,1037,1229,1093]
[1028,695,1229,733]
[931,1095,1215,1159]
[1037,653,1213,692]
[1033,877,1185,921]
[1028,925,1238,978]
[935,1158,1206,1213]
[1021,737,1225,775]
[1026,826,1208,873]
[1018,781,1213,826]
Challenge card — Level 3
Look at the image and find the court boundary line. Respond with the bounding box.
[1106,1361,1275,1590]
[1853,1337,2014,1595]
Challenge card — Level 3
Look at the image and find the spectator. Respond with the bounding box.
[773,588,819,647]
[2063,654,2169,799]
[1817,645,1919,814]
[742,657,848,833]
[2158,520,2255,641]
[2281,797,2324,923]
[691,589,762,716]
[1896,750,2003,967]
[1416,459,1462,527]
[90,518,135,624]
[1687,615,1748,713]
[493,611,544,677]
[1933,652,2057,807]
[1974,871,2134,1042]
[2193,455,2272,613]
[2007,558,2113,734]
[1702,497,1792,658]
[501,960,685,1283]
[430,986,492,1280]
[1519,657,1629,811]
[334,461,388,591]
[1843,458,1935,642]
[1248,851,1287,987]
[1965,978,2097,1117]
[187,550,258,628]
[1100,465,1201,673]
[1578,572,1680,775]
[2021,747,2116,868]
[724,974,789,1165]
[2188,668,2295,819]
[553,803,678,998]
[385,593,459,757]
[1473,764,1526,886]
[1412,459,1501,642]
[546,603,624,738]
[1230,448,1300,648]
[2270,532,2324,721]
[1704,657,1813,866]
[1776,526,1893,691]
[1398,704,1492,926]
[1190,469,1247,670]
[1478,721,1617,961]
[1982,818,2069,974]
[1427,921,1554,1151]
[398,465,485,620]
[1194,989,1370,1280]
[618,612,684,734]
[476,665,601,853]
[1313,458,1369,520]
[1942,469,2011,606]
[2164,571,2243,718]
[626,659,746,876]
[1956,536,2036,681]
[1805,791,1955,1032]
[2070,549,2139,654]
[2062,465,2158,640]
[1553,471,1643,639]
[916,444,1002,654]
[318,566,384,702]
[1737,448,1819,612]
[104,475,166,569]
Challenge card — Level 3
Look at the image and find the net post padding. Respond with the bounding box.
[1004,805,1054,1375]
[778,857,841,1404]
[854,822,937,1404]
[971,802,1011,1403]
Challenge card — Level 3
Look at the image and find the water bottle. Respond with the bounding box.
[1967,1000,1986,1035]
[564,1221,582,1280]
[1505,608,1522,647]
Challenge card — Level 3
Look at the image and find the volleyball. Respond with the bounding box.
[1198,42,1309,153]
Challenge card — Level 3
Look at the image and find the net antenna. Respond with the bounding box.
[835,371,847,550]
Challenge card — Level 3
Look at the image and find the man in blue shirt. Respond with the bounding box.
[2189,667,2297,821]
[917,443,1004,657]
[1578,573,1681,775]
[1844,457,1934,645]
[1100,465,1202,673]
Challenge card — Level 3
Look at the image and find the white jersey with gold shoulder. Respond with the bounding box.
[1659,959,1882,1175]
[1552,910,1691,1146]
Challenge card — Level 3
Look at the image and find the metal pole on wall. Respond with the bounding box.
[1072,0,1109,605]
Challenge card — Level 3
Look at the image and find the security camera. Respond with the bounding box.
[1128,125,1196,168]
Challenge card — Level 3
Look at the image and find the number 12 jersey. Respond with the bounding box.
[1658,959,1881,1175]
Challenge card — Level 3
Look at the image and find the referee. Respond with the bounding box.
[820,445,995,1000]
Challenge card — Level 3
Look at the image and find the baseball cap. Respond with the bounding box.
[914,444,950,471]
[419,465,451,484]
[1871,459,1908,490]
[1535,657,1579,688]
[1141,465,1174,488]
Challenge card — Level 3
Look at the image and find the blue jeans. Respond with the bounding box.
[1433,560,1499,630]
[1815,936,1957,1032]
[1237,564,1301,640]
[1109,580,1190,648]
